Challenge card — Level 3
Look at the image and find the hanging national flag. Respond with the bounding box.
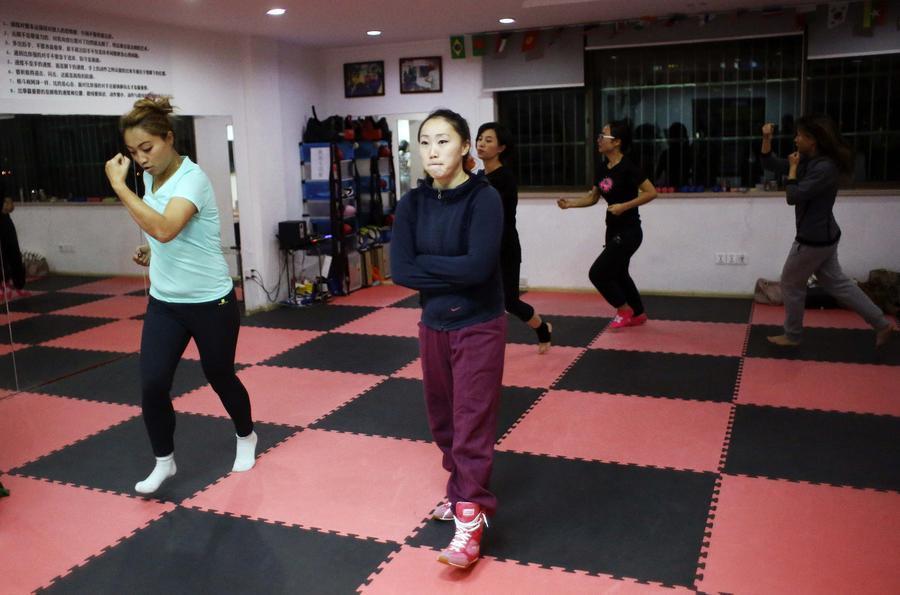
[472,34,487,56]
[794,4,816,28]
[861,0,887,28]
[665,14,686,27]
[495,33,510,54]
[450,35,466,59]
[828,2,849,28]
[521,30,540,52]
[862,0,874,29]
[547,28,564,47]
[873,0,888,25]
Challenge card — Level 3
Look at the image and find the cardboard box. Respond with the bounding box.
[361,249,375,286]
[377,242,391,279]
[347,250,363,292]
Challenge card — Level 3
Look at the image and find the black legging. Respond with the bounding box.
[140,288,253,456]
[501,245,535,322]
[589,226,645,316]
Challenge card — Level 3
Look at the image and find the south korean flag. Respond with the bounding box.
[828,2,849,28]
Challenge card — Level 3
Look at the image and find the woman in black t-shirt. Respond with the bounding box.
[476,122,552,353]
[558,121,658,328]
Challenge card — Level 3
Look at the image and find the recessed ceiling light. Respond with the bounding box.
[367,30,382,36]
[499,18,516,24]
[266,8,286,16]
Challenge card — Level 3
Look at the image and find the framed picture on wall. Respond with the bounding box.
[399,56,443,94]
[344,61,385,98]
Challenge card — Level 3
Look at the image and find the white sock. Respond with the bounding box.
[135,454,176,494]
[232,431,258,472]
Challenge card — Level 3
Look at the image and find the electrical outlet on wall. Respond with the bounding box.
[716,252,748,265]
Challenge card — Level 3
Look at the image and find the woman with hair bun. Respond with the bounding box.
[105,95,256,495]
[558,120,658,328]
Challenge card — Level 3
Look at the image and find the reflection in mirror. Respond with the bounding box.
[396,119,425,197]
[0,112,238,391]
[0,113,197,390]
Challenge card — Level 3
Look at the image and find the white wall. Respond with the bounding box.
[517,193,900,295]
[12,204,144,276]
[276,42,327,286]
[278,44,324,222]
[231,36,290,307]
[0,3,323,311]
[193,116,238,278]
[320,39,494,144]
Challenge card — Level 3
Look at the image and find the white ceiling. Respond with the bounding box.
[23,0,817,48]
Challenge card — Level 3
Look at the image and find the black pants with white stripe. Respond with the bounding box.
[140,288,253,457]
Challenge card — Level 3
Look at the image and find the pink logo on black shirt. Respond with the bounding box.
[598,177,613,193]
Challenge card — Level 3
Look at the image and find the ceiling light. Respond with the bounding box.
[499,18,516,24]
[266,8,286,16]
[367,30,382,36]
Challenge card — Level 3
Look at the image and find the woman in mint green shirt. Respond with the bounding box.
[105,95,256,495]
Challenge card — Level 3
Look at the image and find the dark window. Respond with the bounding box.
[496,87,588,188]
[806,53,900,186]
[587,36,803,189]
[0,114,196,201]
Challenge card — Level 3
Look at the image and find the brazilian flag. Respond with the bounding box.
[450,35,466,59]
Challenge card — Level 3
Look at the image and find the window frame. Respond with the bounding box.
[499,33,900,191]
[495,86,591,190]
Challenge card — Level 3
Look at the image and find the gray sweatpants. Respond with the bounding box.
[780,241,889,341]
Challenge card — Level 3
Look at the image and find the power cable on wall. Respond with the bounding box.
[245,258,286,303]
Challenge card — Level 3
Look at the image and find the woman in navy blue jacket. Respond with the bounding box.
[391,109,504,570]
